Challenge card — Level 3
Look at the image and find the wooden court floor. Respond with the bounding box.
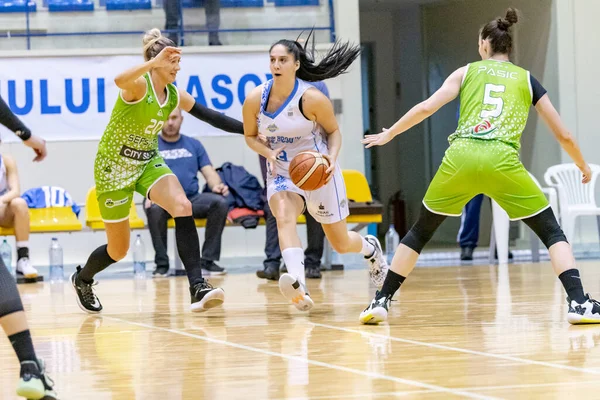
[3,261,600,400]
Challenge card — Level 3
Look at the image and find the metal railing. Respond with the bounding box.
[0,0,335,50]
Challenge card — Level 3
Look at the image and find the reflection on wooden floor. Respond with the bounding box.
[3,261,600,399]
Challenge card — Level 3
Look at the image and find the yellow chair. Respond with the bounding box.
[342,169,382,225]
[85,187,145,230]
[343,169,374,203]
[0,207,82,236]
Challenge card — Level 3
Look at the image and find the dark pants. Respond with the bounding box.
[144,192,228,268]
[458,194,484,249]
[164,0,221,45]
[259,155,325,269]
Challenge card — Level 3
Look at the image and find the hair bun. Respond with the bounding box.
[143,28,162,46]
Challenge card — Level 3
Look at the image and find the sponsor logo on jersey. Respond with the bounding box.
[157,109,164,117]
[147,95,154,104]
[340,199,347,209]
[128,134,154,148]
[105,196,129,208]
[472,120,496,136]
[119,145,156,161]
[267,123,278,133]
[267,136,302,144]
[287,106,294,117]
[316,202,333,217]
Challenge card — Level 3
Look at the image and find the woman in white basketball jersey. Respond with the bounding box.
[242,35,388,311]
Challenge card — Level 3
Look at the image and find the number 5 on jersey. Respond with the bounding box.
[480,83,506,118]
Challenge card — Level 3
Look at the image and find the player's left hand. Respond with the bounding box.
[212,183,230,197]
[361,128,395,148]
[322,154,336,183]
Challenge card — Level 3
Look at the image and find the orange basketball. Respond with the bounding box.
[289,151,330,191]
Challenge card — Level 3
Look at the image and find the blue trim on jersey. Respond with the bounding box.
[332,174,342,221]
[262,79,299,119]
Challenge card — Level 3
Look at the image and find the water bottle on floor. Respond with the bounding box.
[133,234,146,279]
[0,239,13,278]
[49,238,64,283]
[384,225,399,264]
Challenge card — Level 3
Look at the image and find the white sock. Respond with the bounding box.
[282,247,306,287]
[16,241,29,249]
[360,237,375,257]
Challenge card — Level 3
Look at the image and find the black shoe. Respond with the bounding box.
[71,266,102,314]
[190,280,225,312]
[256,265,279,280]
[460,247,474,261]
[305,265,322,279]
[201,261,227,276]
[152,265,169,278]
[567,294,600,324]
[494,249,514,260]
[17,358,58,400]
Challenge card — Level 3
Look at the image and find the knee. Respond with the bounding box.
[107,243,129,261]
[171,196,192,217]
[9,198,28,215]
[213,196,229,214]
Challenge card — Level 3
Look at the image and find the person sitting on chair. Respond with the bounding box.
[0,151,37,278]
[144,108,229,277]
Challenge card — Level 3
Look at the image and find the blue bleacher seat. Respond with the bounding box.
[274,0,319,5]
[0,0,36,12]
[106,0,150,10]
[182,0,262,8]
[48,0,93,11]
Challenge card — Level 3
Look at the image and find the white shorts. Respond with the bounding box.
[266,166,350,224]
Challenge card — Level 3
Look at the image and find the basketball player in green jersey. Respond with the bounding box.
[71,28,244,314]
[360,8,600,325]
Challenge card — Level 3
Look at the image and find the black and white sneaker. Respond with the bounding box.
[190,280,225,312]
[567,294,600,324]
[16,358,58,400]
[152,265,169,278]
[359,291,392,325]
[71,266,102,314]
[279,273,314,311]
[364,235,389,288]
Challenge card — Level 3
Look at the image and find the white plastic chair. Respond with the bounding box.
[489,171,559,264]
[544,163,600,243]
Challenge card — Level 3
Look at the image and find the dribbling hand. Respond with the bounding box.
[322,154,336,183]
[361,128,395,148]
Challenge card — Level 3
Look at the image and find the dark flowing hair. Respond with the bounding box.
[269,30,361,82]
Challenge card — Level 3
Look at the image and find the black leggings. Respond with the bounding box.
[401,205,566,254]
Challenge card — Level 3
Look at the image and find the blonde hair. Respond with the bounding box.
[142,28,176,61]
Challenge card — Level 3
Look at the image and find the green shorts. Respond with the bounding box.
[96,158,174,222]
[423,139,549,220]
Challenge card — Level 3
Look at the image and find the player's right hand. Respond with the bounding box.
[578,163,592,184]
[23,135,47,162]
[152,46,182,68]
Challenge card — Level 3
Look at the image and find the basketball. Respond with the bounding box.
[289,151,330,191]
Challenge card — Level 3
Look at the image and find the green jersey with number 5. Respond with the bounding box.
[94,72,179,194]
[448,60,532,150]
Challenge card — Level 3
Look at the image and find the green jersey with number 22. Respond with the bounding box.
[94,72,179,194]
